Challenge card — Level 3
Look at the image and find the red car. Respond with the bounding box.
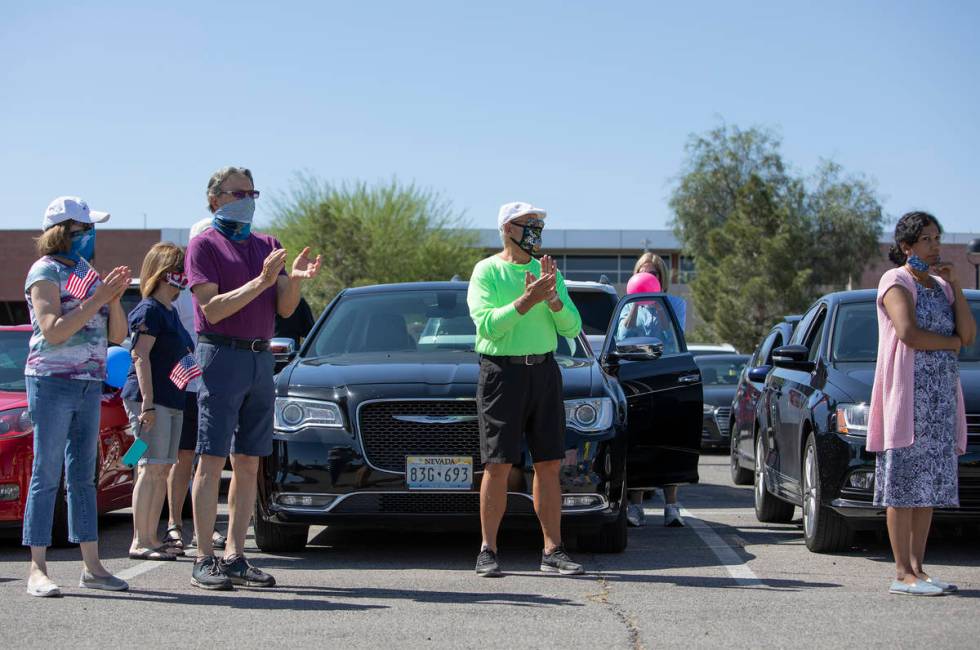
[0,325,133,546]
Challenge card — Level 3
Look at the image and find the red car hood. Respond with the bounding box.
[0,390,28,411]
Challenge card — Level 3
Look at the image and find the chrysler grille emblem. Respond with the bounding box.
[392,415,478,424]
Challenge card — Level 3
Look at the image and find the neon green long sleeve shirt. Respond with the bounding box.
[467,255,582,356]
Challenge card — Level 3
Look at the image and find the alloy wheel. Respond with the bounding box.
[803,445,817,538]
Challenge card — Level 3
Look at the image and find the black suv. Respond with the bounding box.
[255,281,703,554]
[754,289,980,552]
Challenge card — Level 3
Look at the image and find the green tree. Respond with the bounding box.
[671,124,884,347]
[267,176,485,312]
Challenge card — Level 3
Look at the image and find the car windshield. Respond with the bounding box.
[694,356,747,385]
[833,298,980,362]
[0,330,30,392]
[307,289,588,361]
[568,289,617,336]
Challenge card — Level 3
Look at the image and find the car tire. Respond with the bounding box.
[730,425,753,486]
[252,501,309,553]
[754,436,795,523]
[802,433,852,553]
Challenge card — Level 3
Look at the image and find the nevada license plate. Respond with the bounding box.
[406,456,473,490]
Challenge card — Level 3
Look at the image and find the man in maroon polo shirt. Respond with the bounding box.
[185,166,321,590]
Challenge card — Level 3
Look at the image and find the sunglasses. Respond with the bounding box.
[218,189,260,200]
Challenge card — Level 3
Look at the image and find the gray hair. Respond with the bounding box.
[206,166,254,213]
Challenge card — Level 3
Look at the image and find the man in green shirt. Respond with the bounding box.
[467,201,584,577]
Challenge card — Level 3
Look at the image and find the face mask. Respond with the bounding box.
[509,218,544,259]
[212,216,252,242]
[165,271,188,290]
[214,197,255,224]
[67,229,96,262]
[907,254,930,272]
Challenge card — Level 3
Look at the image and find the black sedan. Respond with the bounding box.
[695,354,749,450]
[255,282,703,554]
[754,289,980,552]
[730,316,800,484]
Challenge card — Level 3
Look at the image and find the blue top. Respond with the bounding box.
[121,297,195,410]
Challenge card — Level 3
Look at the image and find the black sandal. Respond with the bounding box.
[164,525,186,556]
[129,545,177,561]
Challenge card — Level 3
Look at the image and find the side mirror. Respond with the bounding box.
[269,337,297,365]
[747,365,771,383]
[607,337,664,362]
[771,345,815,372]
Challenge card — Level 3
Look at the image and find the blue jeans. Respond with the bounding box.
[22,376,102,547]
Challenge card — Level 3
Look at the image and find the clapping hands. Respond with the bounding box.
[523,255,563,312]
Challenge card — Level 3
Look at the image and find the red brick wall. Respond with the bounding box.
[859,243,978,290]
[1,230,163,301]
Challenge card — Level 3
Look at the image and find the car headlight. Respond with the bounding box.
[274,398,345,432]
[564,398,613,433]
[836,403,869,436]
[703,404,716,415]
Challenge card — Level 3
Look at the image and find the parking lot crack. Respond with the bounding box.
[587,564,644,650]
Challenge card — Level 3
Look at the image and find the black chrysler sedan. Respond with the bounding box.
[254,281,703,554]
[730,316,800,484]
[694,353,749,450]
[753,289,980,552]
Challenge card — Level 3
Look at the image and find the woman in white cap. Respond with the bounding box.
[22,197,132,597]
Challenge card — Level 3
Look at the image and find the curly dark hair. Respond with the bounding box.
[888,211,943,266]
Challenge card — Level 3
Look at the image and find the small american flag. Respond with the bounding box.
[169,353,202,390]
[65,260,99,300]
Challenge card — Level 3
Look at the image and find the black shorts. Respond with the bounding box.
[178,391,199,452]
[476,355,565,465]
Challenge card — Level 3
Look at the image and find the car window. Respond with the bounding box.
[831,301,878,362]
[695,356,748,385]
[0,330,31,392]
[790,304,821,346]
[612,298,681,356]
[308,289,589,360]
[960,300,980,362]
[805,309,827,362]
[568,289,618,336]
[754,330,778,367]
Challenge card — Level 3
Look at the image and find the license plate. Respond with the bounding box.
[406,456,473,490]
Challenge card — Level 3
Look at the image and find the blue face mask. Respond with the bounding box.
[214,197,255,224]
[212,216,251,242]
[907,254,930,272]
[67,229,96,262]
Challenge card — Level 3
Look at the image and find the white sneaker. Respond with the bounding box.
[664,504,685,527]
[27,576,61,598]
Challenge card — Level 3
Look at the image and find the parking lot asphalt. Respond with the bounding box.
[1,454,978,649]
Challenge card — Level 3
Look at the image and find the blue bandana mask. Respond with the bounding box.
[67,229,96,262]
[212,216,251,242]
[907,254,930,272]
[214,197,255,224]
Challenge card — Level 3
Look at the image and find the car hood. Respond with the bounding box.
[286,353,597,394]
[0,390,27,412]
[830,361,980,413]
[828,361,875,403]
[702,385,737,408]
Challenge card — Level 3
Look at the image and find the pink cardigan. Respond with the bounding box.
[867,267,967,455]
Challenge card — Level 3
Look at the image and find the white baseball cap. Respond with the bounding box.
[43,196,110,230]
[497,201,546,230]
[189,217,213,238]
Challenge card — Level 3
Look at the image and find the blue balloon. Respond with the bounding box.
[105,346,131,388]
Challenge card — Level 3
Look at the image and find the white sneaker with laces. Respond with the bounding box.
[664,504,685,527]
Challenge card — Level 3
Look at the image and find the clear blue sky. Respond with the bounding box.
[2,1,978,234]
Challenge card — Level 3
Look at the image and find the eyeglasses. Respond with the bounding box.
[218,189,260,200]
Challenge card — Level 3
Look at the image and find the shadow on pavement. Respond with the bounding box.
[64,588,387,611]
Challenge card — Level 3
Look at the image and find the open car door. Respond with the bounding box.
[601,294,703,489]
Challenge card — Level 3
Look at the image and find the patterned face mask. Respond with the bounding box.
[165,271,188,290]
[906,254,930,272]
[510,217,544,259]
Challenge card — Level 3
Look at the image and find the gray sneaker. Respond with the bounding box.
[79,570,129,592]
[664,504,685,527]
[540,545,584,575]
[627,503,646,527]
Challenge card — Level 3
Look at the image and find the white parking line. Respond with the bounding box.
[115,559,172,581]
[678,507,762,587]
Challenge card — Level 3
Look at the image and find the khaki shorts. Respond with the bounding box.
[123,400,183,465]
